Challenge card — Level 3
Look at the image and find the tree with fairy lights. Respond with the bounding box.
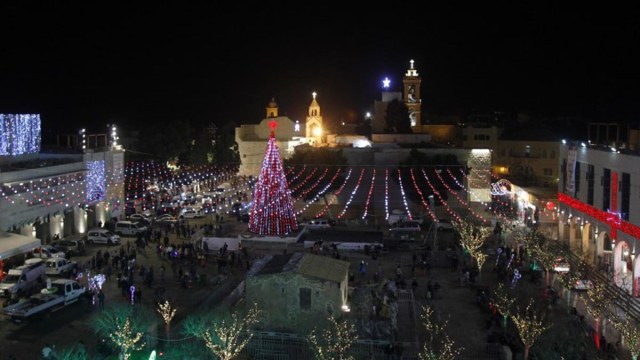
[418,305,463,360]
[248,119,298,235]
[452,219,491,280]
[511,299,550,360]
[611,306,640,359]
[109,318,145,360]
[156,300,177,338]
[183,303,260,360]
[581,279,611,350]
[491,283,515,330]
[91,304,150,360]
[307,315,358,360]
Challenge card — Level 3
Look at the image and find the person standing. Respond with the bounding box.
[98,290,105,310]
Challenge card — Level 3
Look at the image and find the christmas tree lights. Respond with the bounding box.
[582,279,610,349]
[511,300,550,360]
[195,304,260,360]
[248,120,298,235]
[419,305,463,360]
[157,300,177,336]
[307,315,358,360]
[109,318,145,360]
[611,308,640,359]
[452,219,491,279]
[491,283,515,329]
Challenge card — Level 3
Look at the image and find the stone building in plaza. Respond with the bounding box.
[245,252,350,334]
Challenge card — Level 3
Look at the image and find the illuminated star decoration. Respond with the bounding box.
[269,119,278,135]
[382,77,391,88]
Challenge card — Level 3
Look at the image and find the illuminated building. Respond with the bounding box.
[0,115,125,260]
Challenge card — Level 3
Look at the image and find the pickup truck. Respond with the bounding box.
[1,279,86,323]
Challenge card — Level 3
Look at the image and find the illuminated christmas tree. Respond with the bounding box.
[248,119,298,235]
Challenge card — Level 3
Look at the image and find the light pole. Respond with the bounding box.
[428,195,436,249]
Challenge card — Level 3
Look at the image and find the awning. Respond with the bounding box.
[0,232,41,260]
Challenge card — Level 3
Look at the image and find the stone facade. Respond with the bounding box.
[245,253,349,334]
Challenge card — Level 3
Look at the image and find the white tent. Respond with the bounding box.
[0,232,41,260]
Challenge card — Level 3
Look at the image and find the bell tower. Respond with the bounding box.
[305,92,323,145]
[403,59,421,127]
[266,97,278,118]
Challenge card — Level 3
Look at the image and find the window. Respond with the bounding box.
[299,288,311,310]
[587,165,594,205]
[621,173,630,221]
[602,168,611,211]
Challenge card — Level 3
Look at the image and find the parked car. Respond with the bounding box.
[573,279,593,291]
[115,221,147,236]
[130,214,151,223]
[156,215,178,225]
[51,239,85,256]
[86,228,121,245]
[32,245,66,259]
[389,221,422,233]
[180,207,204,219]
[435,218,454,231]
[552,258,570,273]
[0,258,46,297]
[303,218,331,229]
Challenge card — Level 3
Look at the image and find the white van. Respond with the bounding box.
[304,218,331,229]
[115,221,148,236]
[45,258,77,276]
[389,221,422,233]
[87,228,121,245]
[0,258,46,297]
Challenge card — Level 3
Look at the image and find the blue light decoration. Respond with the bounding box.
[511,268,521,289]
[0,114,41,155]
[86,160,106,203]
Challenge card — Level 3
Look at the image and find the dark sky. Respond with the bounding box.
[1,3,639,134]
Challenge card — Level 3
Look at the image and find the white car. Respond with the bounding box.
[86,228,121,245]
[552,258,570,273]
[180,207,204,219]
[130,214,151,223]
[32,245,66,259]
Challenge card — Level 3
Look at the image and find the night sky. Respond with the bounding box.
[1,3,639,134]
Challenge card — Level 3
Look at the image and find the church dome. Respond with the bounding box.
[268,97,278,108]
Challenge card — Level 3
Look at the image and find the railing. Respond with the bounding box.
[555,243,640,324]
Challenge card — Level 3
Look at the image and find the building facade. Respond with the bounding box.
[558,142,640,295]
[235,99,306,176]
[0,116,125,272]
